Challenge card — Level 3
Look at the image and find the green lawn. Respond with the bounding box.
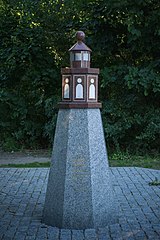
[109,152,160,169]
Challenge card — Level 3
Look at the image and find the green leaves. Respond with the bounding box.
[149,177,160,186]
[101,61,160,152]
[0,0,159,152]
[124,66,160,96]
[0,0,61,149]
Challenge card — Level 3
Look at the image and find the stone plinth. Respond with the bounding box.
[43,109,118,229]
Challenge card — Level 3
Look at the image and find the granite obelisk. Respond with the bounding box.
[43,31,118,229]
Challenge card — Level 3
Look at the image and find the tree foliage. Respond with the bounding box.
[0,0,160,152]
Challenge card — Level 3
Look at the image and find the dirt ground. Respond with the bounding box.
[0,149,51,165]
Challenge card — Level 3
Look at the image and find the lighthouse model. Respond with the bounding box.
[43,31,118,229]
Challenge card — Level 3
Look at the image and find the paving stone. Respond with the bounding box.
[84,229,97,239]
[121,224,132,233]
[1,237,12,240]
[47,226,59,240]
[60,229,71,240]
[25,237,36,240]
[109,223,122,236]
[0,167,159,240]
[72,230,84,240]
[98,227,111,240]
[152,223,160,234]
[26,226,38,236]
[13,232,26,240]
[3,231,16,239]
[133,230,147,238]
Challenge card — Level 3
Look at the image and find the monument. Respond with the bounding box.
[43,31,118,229]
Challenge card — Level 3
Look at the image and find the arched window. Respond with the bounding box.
[64,78,70,99]
[76,78,83,99]
[89,79,96,99]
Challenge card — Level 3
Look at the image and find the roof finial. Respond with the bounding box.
[76,31,85,42]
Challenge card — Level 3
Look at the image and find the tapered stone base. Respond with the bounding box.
[43,109,118,229]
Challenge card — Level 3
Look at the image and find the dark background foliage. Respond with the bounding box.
[0,0,160,152]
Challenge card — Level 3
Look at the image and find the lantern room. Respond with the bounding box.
[69,31,91,68]
[59,31,101,109]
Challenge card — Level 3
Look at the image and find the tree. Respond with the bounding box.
[0,0,61,149]
[0,0,160,152]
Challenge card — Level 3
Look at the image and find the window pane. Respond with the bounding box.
[75,53,82,60]
[83,53,89,61]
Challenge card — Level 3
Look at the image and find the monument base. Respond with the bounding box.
[43,109,118,229]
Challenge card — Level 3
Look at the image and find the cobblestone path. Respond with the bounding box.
[0,167,159,240]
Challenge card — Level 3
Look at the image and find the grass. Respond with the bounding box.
[149,177,160,186]
[108,152,160,169]
[0,152,159,169]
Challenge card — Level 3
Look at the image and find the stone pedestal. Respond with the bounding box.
[43,109,118,229]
